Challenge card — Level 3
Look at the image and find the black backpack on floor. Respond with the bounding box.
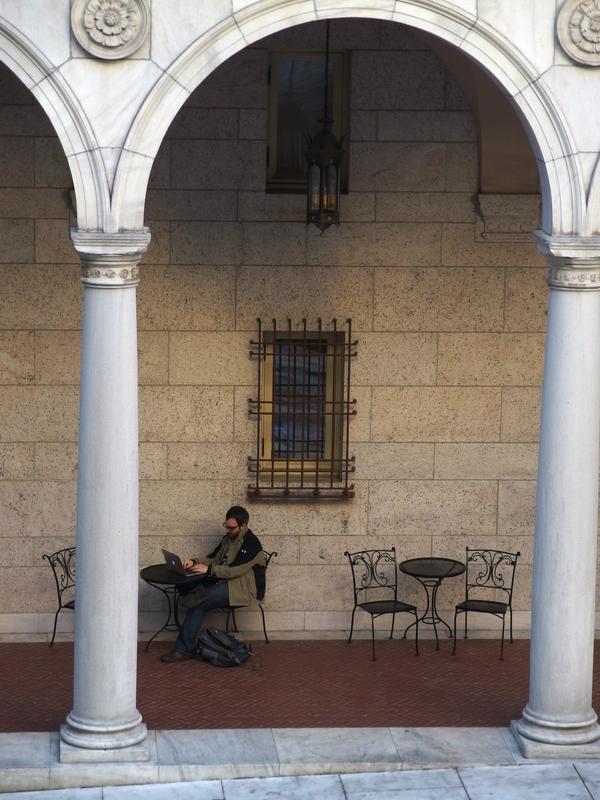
[195,628,252,667]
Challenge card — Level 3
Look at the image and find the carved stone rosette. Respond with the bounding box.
[72,228,151,288]
[71,0,149,60]
[536,231,600,290]
[557,0,600,65]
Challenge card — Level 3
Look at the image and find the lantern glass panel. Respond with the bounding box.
[326,164,338,210]
[308,164,321,211]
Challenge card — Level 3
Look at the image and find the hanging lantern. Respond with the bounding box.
[305,21,343,235]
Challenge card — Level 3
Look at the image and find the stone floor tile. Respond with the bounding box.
[0,792,101,800]
[459,763,591,799]
[390,727,517,767]
[223,773,345,799]
[574,761,600,800]
[274,728,399,775]
[574,761,600,777]
[340,767,462,793]
[345,789,468,800]
[104,779,224,799]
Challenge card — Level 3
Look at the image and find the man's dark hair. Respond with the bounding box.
[225,505,249,526]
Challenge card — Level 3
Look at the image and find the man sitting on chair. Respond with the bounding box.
[160,505,265,663]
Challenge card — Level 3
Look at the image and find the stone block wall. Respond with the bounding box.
[0,19,548,640]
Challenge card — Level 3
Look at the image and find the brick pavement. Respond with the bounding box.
[0,637,547,732]
[4,638,599,732]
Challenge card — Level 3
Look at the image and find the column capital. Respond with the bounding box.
[536,232,600,290]
[71,228,151,288]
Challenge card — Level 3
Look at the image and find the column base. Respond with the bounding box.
[59,718,149,763]
[511,711,600,759]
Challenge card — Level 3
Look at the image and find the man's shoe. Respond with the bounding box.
[160,649,194,663]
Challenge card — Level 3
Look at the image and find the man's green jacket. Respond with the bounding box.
[194,528,266,607]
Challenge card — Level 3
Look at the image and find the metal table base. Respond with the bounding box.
[399,557,465,651]
[140,564,199,651]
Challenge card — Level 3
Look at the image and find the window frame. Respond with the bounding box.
[260,329,345,475]
[248,319,357,499]
[266,50,350,195]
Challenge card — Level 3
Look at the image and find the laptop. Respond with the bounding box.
[162,548,198,577]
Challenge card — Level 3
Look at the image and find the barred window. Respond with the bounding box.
[248,319,356,499]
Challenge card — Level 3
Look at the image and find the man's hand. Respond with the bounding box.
[183,560,209,574]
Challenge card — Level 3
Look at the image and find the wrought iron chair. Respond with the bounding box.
[452,547,520,660]
[224,550,277,643]
[345,547,419,660]
[42,546,76,647]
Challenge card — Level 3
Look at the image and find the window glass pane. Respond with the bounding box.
[273,56,336,183]
[272,340,327,458]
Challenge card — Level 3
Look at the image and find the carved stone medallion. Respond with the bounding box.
[71,0,149,60]
[557,0,600,65]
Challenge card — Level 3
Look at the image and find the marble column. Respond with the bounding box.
[60,229,151,763]
[512,234,600,757]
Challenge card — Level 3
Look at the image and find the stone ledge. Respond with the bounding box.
[0,726,519,792]
[4,726,600,793]
[475,193,540,243]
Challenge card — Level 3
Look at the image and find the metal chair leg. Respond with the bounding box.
[452,609,459,655]
[464,610,468,639]
[509,605,514,643]
[224,608,237,632]
[370,615,376,661]
[348,606,357,643]
[259,604,269,643]
[414,613,419,656]
[230,608,239,632]
[49,608,60,647]
[389,611,396,640]
[500,614,506,660]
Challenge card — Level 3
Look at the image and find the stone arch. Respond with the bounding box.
[114,0,583,238]
[585,156,600,236]
[0,15,109,230]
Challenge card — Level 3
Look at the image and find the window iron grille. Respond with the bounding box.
[248,318,357,499]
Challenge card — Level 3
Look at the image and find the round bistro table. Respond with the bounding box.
[140,564,202,650]
[399,557,465,650]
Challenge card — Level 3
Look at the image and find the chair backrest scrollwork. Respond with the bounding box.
[43,546,76,608]
[345,548,398,604]
[464,548,520,605]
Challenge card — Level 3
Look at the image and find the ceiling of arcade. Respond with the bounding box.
[0,17,538,230]
[1,1,595,237]
[416,31,538,196]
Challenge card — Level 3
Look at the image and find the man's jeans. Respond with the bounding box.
[176,580,229,653]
